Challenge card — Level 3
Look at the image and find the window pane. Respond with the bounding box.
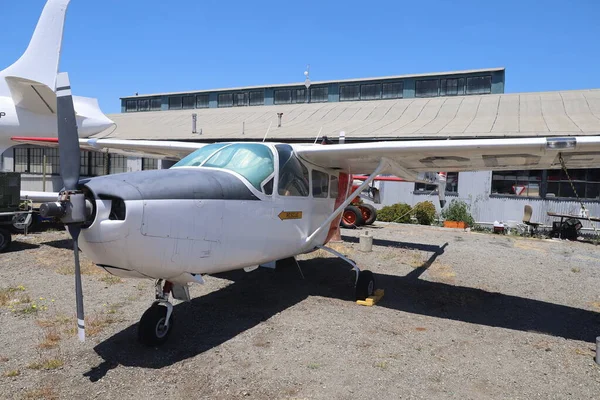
[310,86,328,103]
[440,78,460,96]
[80,151,90,176]
[142,158,158,170]
[203,144,274,191]
[382,82,403,99]
[361,84,381,100]
[218,93,233,107]
[312,170,329,198]
[126,100,138,112]
[138,99,150,111]
[249,91,264,106]
[196,94,209,108]
[339,85,359,101]
[274,90,292,104]
[174,143,229,167]
[29,147,43,174]
[168,97,182,110]
[330,175,339,198]
[109,155,127,174]
[415,79,439,97]
[276,144,309,196]
[150,98,162,111]
[466,76,492,95]
[295,89,306,103]
[234,92,248,107]
[182,96,195,109]
[415,172,459,193]
[90,152,106,176]
[14,148,28,173]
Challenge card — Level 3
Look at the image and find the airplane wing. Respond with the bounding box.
[293,136,600,180]
[11,137,205,160]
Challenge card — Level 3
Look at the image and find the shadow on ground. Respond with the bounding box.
[4,240,39,253]
[86,239,600,381]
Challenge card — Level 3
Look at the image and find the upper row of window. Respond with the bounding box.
[124,75,494,112]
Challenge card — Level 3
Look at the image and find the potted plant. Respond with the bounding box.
[441,200,475,229]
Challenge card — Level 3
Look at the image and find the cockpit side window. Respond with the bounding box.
[276,144,309,197]
[312,170,329,198]
[203,143,274,191]
[173,143,229,167]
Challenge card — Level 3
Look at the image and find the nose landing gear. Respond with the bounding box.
[138,280,174,346]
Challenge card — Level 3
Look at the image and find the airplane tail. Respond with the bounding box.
[0,0,71,94]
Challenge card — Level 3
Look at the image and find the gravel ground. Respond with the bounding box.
[0,223,600,399]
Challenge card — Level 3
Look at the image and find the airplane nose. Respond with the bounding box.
[78,115,115,137]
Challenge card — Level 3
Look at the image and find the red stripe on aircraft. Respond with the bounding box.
[11,137,59,142]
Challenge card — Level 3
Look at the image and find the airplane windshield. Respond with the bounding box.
[173,143,229,167]
[203,143,274,191]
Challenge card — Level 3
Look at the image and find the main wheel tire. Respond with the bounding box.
[355,270,375,301]
[11,213,37,234]
[138,304,173,346]
[0,228,11,253]
[359,204,377,225]
[341,205,365,229]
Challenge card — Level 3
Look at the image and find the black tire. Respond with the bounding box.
[340,205,365,229]
[355,270,375,301]
[11,213,37,234]
[138,304,174,346]
[359,204,377,225]
[0,228,11,253]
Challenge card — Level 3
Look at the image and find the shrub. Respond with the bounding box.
[441,199,475,227]
[377,203,412,223]
[413,201,436,225]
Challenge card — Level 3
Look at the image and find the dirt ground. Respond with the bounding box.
[0,222,600,400]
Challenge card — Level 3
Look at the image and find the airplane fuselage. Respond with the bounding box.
[0,95,113,151]
[76,143,349,284]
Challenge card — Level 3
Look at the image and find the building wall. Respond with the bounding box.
[378,171,600,231]
[122,69,505,113]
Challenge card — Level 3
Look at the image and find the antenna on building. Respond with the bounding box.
[262,121,273,142]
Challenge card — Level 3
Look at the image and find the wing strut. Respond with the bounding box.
[304,158,389,248]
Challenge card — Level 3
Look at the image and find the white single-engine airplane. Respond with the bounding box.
[17,78,600,345]
[0,0,114,172]
[8,0,600,347]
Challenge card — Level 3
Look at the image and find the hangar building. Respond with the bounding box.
[5,67,600,229]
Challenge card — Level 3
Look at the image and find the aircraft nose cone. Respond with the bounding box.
[78,115,115,137]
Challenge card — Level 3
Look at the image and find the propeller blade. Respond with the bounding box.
[56,72,81,191]
[71,226,85,342]
[55,72,86,341]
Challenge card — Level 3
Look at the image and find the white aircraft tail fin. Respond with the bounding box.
[0,0,71,94]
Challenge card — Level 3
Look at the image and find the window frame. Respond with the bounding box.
[415,79,439,98]
[414,172,459,195]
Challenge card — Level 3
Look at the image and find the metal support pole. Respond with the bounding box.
[42,154,47,191]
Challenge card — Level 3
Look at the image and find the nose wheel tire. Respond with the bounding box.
[138,304,174,346]
[355,270,375,301]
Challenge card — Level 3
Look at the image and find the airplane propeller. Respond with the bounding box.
[39,72,90,342]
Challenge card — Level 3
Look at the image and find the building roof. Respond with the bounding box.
[100,88,600,142]
[120,68,505,99]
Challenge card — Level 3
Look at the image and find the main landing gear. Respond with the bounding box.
[138,280,174,346]
[316,246,375,301]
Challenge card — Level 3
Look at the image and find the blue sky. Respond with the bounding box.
[1,0,599,114]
